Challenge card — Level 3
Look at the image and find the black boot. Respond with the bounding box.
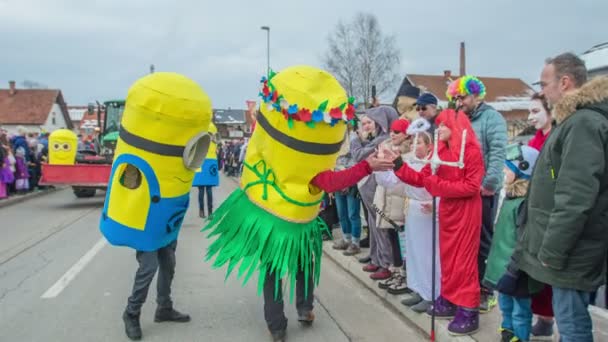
[122,310,142,341]
[154,307,191,323]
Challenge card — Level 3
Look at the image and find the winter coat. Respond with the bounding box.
[372,141,410,229]
[516,76,608,292]
[10,135,30,162]
[484,193,525,289]
[350,106,399,207]
[468,103,508,192]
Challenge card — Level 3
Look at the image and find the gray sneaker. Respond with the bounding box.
[401,292,423,306]
[411,300,432,313]
[332,239,350,250]
[343,244,361,256]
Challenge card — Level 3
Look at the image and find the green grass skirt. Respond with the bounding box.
[202,188,329,300]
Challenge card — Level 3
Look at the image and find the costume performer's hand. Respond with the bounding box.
[421,202,433,215]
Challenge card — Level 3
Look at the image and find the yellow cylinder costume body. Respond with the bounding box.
[48,129,78,165]
[100,72,212,251]
[204,65,356,297]
[193,122,219,187]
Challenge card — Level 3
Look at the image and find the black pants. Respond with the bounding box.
[197,186,213,215]
[388,229,403,267]
[479,195,498,290]
[126,240,177,315]
[263,269,314,332]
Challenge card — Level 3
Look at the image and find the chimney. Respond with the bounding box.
[443,70,452,78]
[8,80,16,96]
[460,42,466,76]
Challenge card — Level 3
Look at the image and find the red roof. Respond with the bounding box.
[404,74,535,102]
[0,88,73,128]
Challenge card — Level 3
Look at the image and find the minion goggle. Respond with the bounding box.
[505,143,530,179]
[119,127,210,170]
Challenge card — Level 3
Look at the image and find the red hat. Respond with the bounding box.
[390,119,410,134]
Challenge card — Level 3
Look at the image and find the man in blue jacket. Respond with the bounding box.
[447,76,508,313]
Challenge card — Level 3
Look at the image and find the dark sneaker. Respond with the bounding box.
[531,318,554,340]
[297,311,315,326]
[500,327,516,342]
[154,308,191,323]
[199,209,205,218]
[122,310,142,341]
[479,292,498,313]
[343,244,361,256]
[447,308,479,336]
[426,296,457,319]
[269,329,286,342]
[332,239,350,250]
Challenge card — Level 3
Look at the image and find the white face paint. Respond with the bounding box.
[528,100,549,130]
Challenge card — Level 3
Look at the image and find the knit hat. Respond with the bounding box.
[446,75,487,101]
[390,119,410,134]
[505,144,539,180]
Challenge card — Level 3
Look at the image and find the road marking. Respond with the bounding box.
[41,238,107,299]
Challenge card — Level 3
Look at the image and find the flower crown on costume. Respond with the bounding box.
[446,75,487,101]
[259,71,356,129]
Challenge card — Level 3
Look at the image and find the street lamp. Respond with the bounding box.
[260,26,270,76]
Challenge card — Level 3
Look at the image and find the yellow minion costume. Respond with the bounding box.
[192,122,219,187]
[100,72,212,251]
[203,65,356,302]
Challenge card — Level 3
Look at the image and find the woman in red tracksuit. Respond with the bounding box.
[385,109,484,336]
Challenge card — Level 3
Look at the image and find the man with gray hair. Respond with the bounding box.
[514,52,608,341]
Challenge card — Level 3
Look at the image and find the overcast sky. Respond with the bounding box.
[1,0,605,109]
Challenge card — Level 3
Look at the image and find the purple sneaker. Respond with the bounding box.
[448,308,479,336]
[426,296,457,319]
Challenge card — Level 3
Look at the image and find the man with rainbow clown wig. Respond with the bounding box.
[99,72,213,341]
[447,75,508,313]
[202,65,394,341]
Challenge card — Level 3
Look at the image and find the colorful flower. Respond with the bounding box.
[298,108,312,122]
[329,107,343,119]
[311,110,324,122]
[288,104,298,115]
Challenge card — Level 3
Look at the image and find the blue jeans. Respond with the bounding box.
[197,186,213,214]
[498,292,532,341]
[334,191,361,241]
[552,286,593,342]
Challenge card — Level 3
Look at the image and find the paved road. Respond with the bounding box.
[0,176,425,341]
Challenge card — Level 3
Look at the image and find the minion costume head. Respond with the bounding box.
[192,122,219,187]
[100,72,212,251]
[203,65,355,298]
[48,129,78,165]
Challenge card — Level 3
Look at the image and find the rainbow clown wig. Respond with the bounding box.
[446,75,487,101]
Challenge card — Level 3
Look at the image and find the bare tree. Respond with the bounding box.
[323,13,401,107]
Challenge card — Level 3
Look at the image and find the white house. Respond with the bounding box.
[0,81,73,134]
[581,42,608,78]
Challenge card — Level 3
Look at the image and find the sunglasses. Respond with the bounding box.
[416,105,427,112]
[392,130,405,135]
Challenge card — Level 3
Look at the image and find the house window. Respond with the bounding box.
[52,112,56,125]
